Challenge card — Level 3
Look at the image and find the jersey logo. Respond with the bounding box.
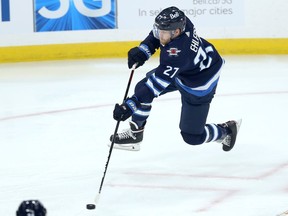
[167,48,181,57]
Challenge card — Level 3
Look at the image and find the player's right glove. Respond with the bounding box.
[113,96,140,121]
[128,44,151,69]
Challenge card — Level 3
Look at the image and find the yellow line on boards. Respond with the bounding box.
[0,38,287,63]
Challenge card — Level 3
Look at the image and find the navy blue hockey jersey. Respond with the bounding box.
[138,16,224,99]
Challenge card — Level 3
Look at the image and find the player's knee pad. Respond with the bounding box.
[180,131,206,145]
[134,79,154,103]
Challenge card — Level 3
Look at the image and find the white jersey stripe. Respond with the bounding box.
[146,79,161,96]
[135,109,150,117]
[152,73,170,88]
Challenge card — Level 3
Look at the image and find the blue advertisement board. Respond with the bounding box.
[1,0,10,22]
[34,0,117,32]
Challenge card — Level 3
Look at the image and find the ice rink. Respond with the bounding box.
[0,55,288,216]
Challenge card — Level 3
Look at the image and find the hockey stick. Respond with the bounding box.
[92,63,137,209]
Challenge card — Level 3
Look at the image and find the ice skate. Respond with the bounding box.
[218,119,242,151]
[108,121,144,151]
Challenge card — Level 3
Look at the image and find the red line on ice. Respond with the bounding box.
[1,91,287,122]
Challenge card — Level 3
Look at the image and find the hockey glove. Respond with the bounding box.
[113,97,140,121]
[128,44,151,69]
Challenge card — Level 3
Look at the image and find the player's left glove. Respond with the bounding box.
[128,44,151,69]
[113,96,140,121]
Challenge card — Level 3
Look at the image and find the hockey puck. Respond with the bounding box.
[86,204,96,210]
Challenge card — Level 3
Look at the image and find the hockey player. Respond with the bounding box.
[110,6,241,151]
[16,200,47,216]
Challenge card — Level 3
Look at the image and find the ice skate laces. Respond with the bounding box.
[221,122,232,146]
[222,135,231,147]
[117,129,136,140]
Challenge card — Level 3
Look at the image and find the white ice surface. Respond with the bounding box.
[0,56,288,216]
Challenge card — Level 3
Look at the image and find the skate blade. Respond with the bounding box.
[107,143,141,151]
[236,119,242,132]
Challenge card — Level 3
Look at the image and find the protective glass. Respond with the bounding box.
[153,24,175,40]
[152,24,160,39]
